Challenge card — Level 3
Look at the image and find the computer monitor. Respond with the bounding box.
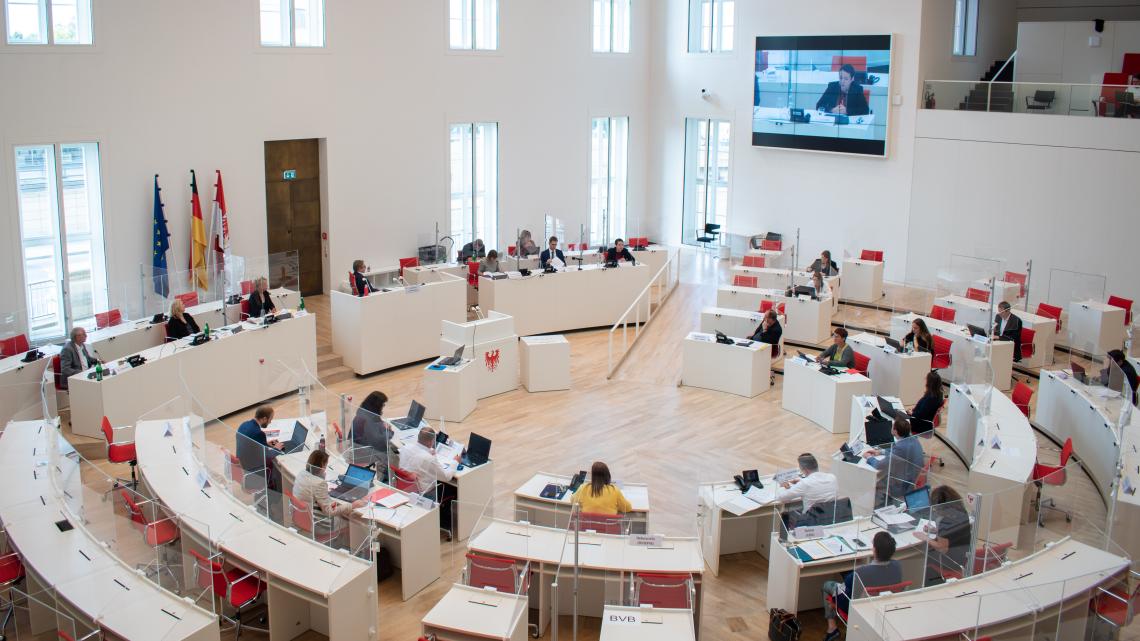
[793,285,817,299]
[877,396,899,419]
[465,433,492,466]
[281,421,308,453]
[342,464,375,487]
[966,324,987,338]
[406,400,425,426]
[885,337,902,352]
[904,486,932,512]
[864,417,894,447]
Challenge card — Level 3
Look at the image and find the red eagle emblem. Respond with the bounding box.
[484,348,501,373]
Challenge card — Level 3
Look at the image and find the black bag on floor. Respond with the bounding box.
[376,545,394,582]
[769,608,801,641]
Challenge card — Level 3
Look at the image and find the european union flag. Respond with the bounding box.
[152,175,171,297]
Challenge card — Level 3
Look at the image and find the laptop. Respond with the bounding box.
[328,464,375,501]
[438,345,465,367]
[462,433,492,467]
[390,401,426,431]
[966,324,987,338]
[904,486,932,512]
[885,337,903,352]
[864,417,894,447]
[280,421,308,454]
[877,396,900,419]
[839,443,862,464]
[1071,361,1089,384]
[793,285,817,299]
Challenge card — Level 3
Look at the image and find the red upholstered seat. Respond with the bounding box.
[733,274,758,288]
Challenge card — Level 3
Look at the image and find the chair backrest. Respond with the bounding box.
[391,466,418,492]
[1034,90,1055,102]
[176,292,199,308]
[930,305,955,323]
[932,335,952,356]
[0,334,30,357]
[634,572,692,609]
[965,287,990,303]
[853,351,870,376]
[860,249,883,262]
[348,271,359,295]
[507,245,517,256]
[52,355,64,390]
[704,223,721,234]
[742,255,766,268]
[760,300,774,313]
[1059,437,1073,466]
[287,491,314,533]
[240,299,250,316]
[398,257,419,277]
[241,280,254,294]
[1036,302,1063,333]
[760,239,781,251]
[100,416,114,444]
[1107,295,1133,324]
[932,398,945,428]
[576,512,624,534]
[95,309,122,329]
[464,553,519,594]
[972,542,1013,573]
[865,580,912,597]
[1012,382,1033,417]
[119,489,148,528]
[1019,327,1035,358]
[832,55,867,72]
[187,548,228,598]
[732,274,758,288]
[1003,271,1027,297]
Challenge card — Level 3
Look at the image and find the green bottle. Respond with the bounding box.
[204,323,210,340]
[95,361,103,382]
[298,296,305,311]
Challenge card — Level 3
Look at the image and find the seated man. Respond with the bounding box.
[821,531,902,640]
[605,238,635,264]
[60,326,98,387]
[399,427,461,532]
[458,238,486,262]
[862,415,925,505]
[539,236,566,270]
[991,301,1023,362]
[775,453,838,511]
[236,405,283,489]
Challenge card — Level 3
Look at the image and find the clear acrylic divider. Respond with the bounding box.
[921,79,1134,117]
[1047,269,1107,349]
[10,587,84,641]
[0,309,33,347]
[0,377,56,430]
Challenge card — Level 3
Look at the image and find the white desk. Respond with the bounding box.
[847,538,1129,641]
[715,286,832,345]
[0,421,220,641]
[134,418,379,638]
[0,346,59,426]
[422,583,528,641]
[841,259,884,304]
[697,477,782,576]
[440,311,519,400]
[404,263,468,285]
[699,307,786,357]
[68,312,317,438]
[890,313,1014,391]
[728,266,840,316]
[519,335,570,392]
[946,384,1036,546]
[847,333,931,406]
[331,276,466,375]
[514,472,650,534]
[600,605,695,641]
[932,297,1056,368]
[478,264,653,337]
[1068,300,1126,355]
[833,395,909,517]
[969,278,1020,306]
[681,332,771,398]
[782,357,872,433]
[423,358,477,422]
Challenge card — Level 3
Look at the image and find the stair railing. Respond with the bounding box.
[986,50,1017,111]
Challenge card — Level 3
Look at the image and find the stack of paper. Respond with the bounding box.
[721,485,776,516]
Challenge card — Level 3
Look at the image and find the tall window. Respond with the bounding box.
[589,117,629,247]
[449,123,499,251]
[449,0,497,50]
[952,0,978,56]
[681,119,731,246]
[13,143,108,341]
[687,0,733,53]
[5,0,93,45]
[260,0,325,47]
[592,0,630,53]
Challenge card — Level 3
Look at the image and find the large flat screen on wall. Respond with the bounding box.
[752,35,893,157]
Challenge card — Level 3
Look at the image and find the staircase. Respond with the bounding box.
[317,343,355,386]
[958,58,1016,112]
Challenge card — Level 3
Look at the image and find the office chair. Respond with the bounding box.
[860,249,883,262]
[286,491,346,546]
[348,271,360,296]
[390,466,418,493]
[633,573,694,609]
[239,299,250,321]
[930,305,956,323]
[398,257,419,277]
[463,553,530,594]
[119,489,182,586]
[1091,570,1140,632]
[696,227,718,255]
[1003,271,1027,298]
[0,335,29,358]
[1011,382,1034,418]
[101,416,138,491]
[1033,438,1073,525]
[95,309,123,329]
[927,541,1011,582]
[188,549,268,638]
[866,580,912,597]
[575,512,627,535]
[240,280,254,295]
[760,239,781,252]
[175,292,199,308]
[223,450,268,511]
[1025,90,1055,111]
[853,351,870,377]
[1019,327,1035,362]
[742,255,766,268]
[931,336,953,371]
[965,287,990,303]
[1107,295,1133,325]
[732,274,758,288]
[0,548,25,641]
[913,456,937,490]
[1036,302,1063,334]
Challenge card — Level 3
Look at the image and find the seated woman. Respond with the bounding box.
[916,485,972,584]
[166,298,200,341]
[247,276,276,319]
[292,449,366,544]
[478,249,501,274]
[572,462,632,528]
[351,391,394,480]
[751,309,783,354]
[903,318,933,353]
[517,230,540,257]
[811,269,831,298]
[816,328,855,368]
[909,371,943,434]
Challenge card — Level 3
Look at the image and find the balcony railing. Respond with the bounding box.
[923,80,1139,118]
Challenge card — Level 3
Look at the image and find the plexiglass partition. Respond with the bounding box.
[922,80,1134,117]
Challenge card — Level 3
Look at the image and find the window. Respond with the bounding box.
[952,0,978,57]
[449,0,497,50]
[449,123,498,251]
[260,0,324,47]
[13,143,108,342]
[681,119,731,246]
[687,0,732,53]
[592,0,630,53]
[589,117,629,247]
[5,0,93,45]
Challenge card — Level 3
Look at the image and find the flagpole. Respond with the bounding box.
[158,173,178,302]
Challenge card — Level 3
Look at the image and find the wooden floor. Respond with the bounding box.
[72,247,1135,641]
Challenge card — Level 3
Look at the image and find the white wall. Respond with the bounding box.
[907,109,1140,304]
[920,0,1018,84]
[1016,20,1140,83]
[0,0,652,319]
[646,0,923,281]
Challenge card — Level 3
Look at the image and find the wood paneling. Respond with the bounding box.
[265,139,323,296]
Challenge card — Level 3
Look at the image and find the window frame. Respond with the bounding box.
[447,121,500,252]
[592,0,631,54]
[681,117,733,247]
[952,0,978,58]
[448,0,499,52]
[588,115,630,248]
[258,0,326,49]
[686,0,734,54]
[4,0,95,47]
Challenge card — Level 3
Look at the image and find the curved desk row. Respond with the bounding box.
[134,418,378,641]
[716,286,832,345]
[890,313,1014,391]
[932,294,1057,369]
[0,421,219,641]
[729,266,841,315]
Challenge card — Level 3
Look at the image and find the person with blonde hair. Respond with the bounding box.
[166,297,200,340]
[247,276,276,318]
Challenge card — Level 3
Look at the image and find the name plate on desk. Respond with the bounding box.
[607,612,642,625]
[405,285,422,294]
[629,533,664,547]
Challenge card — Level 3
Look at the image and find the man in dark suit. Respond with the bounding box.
[992,301,1024,362]
[605,239,635,264]
[815,64,870,117]
[60,326,98,388]
[458,238,486,262]
[539,236,566,270]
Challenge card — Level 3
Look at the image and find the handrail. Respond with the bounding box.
[606,248,681,379]
[986,50,1016,110]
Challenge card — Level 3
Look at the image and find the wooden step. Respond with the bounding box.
[317,343,334,356]
[319,364,356,386]
[317,351,343,373]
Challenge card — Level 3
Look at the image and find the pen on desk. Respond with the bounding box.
[31,447,36,457]
[62,489,72,499]
[39,495,45,506]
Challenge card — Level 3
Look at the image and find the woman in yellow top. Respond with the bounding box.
[572,461,632,515]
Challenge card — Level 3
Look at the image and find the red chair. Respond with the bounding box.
[1036,303,1063,334]
[853,351,870,377]
[175,292,199,308]
[1107,295,1133,325]
[51,354,65,389]
[0,334,29,358]
[576,512,625,535]
[930,305,956,323]
[913,457,936,490]
[0,550,25,637]
[1012,382,1033,418]
[865,580,913,597]
[742,255,766,268]
[507,245,517,257]
[347,271,359,296]
[286,491,345,545]
[95,309,123,329]
[240,280,254,295]
[120,490,180,548]
[733,275,758,288]
[860,249,884,262]
[1092,577,1140,630]
[831,55,867,72]
[928,542,1012,581]
[633,573,693,609]
[239,299,250,320]
[1003,271,1027,298]
[391,466,418,493]
[931,336,953,371]
[1019,327,1036,361]
[1097,72,1130,116]
[1033,438,1073,524]
[759,300,785,315]
[760,239,781,251]
[965,287,990,303]
[398,257,419,277]
[464,553,529,594]
[188,549,267,638]
[467,261,480,288]
[101,416,137,488]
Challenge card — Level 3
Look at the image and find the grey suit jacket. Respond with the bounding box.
[59,341,94,386]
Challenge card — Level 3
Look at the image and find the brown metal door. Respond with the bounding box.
[264,139,323,296]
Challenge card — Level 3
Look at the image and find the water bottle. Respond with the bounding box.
[94,361,103,382]
[299,296,305,311]
[204,323,210,340]
[319,434,326,451]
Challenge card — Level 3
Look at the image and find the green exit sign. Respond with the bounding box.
[283,169,297,181]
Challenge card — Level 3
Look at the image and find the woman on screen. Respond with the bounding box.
[816,64,870,117]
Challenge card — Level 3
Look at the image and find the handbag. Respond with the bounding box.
[768,608,801,641]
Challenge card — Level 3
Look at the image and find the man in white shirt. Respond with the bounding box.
[398,427,460,535]
[775,453,838,511]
